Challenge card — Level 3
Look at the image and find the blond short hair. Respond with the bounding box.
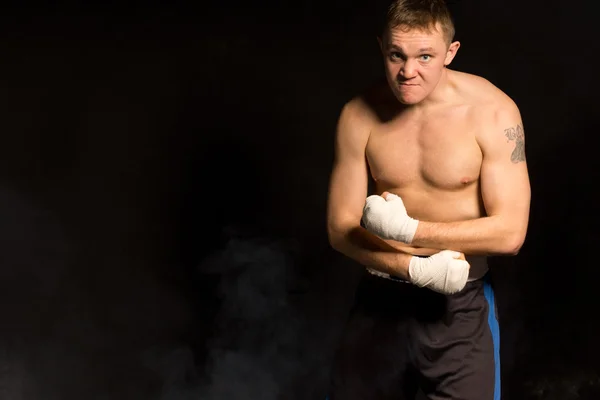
[384,0,455,45]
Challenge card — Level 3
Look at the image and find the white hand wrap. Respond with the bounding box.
[408,250,470,295]
[362,194,419,244]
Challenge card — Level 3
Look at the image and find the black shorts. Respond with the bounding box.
[327,272,501,400]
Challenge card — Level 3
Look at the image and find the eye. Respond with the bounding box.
[420,55,432,62]
[390,52,404,61]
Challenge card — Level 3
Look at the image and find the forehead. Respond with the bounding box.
[384,25,446,50]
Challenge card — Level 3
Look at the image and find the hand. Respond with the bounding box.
[362,192,419,244]
[408,250,470,295]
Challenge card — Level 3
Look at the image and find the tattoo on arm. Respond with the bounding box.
[504,124,525,163]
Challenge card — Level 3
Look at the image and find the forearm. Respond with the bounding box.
[410,215,523,256]
[329,225,413,280]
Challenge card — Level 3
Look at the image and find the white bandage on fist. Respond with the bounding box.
[362,193,419,244]
[408,250,470,295]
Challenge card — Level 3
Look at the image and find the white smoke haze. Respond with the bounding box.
[149,228,311,400]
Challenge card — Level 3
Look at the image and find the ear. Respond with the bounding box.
[377,36,384,54]
[443,41,461,66]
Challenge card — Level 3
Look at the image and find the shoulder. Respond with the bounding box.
[451,72,525,153]
[338,81,394,132]
[343,81,392,118]
[461,72,519,114]
[450,70,522,127]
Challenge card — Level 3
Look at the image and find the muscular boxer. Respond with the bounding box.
[326,0,531,398]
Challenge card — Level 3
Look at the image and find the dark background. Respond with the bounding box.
[0,0,598,399]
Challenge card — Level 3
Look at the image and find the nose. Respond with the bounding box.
[399,59,418,80]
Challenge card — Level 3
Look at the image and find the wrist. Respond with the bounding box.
[395,217,419,244]
[407,254,418,283]
[396,252,415,281]
[409,217,419,242]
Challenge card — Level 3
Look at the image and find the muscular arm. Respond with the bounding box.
[327,99,414,279]
[409,100,531,255]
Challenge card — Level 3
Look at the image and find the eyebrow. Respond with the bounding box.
[387,45,436,53]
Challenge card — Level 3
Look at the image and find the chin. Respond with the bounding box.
[398,98,418,105]
[395,93,424,105]
[392,88,425,105]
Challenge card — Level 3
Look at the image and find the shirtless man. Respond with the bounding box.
[326,0,530,399]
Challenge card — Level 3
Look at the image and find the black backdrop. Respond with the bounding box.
[0,1,598,399]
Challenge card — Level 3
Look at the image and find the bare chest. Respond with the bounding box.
[366,116,482,190]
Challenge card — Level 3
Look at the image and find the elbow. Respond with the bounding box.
[327,223,345,253]
[503,241,523,256]
[328,219,361,254]
[499,232,526,256]
[327,232,341,252]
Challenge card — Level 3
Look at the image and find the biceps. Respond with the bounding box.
[480,159,531,222]
[327,156,370,230]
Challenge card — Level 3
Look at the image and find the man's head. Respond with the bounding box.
[378,0,461,105]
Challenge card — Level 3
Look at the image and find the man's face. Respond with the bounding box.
[380,24,459,105]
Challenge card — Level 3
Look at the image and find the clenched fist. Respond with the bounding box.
[362,192,419,244]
